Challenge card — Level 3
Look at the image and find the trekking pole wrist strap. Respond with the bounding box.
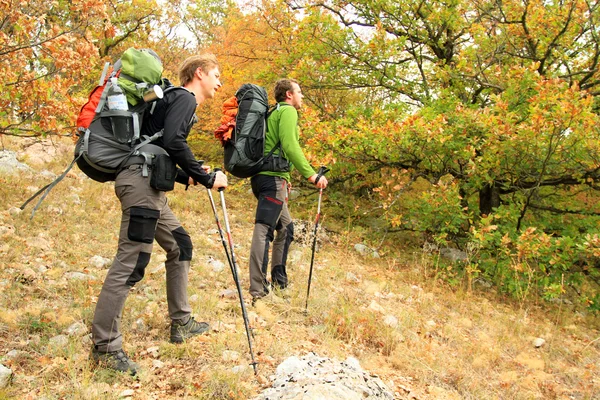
[314,166,330,184]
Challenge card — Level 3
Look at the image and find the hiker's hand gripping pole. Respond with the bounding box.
[214,169,258,375]
[305,166,330,313]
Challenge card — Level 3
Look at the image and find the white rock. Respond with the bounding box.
[383,315,399,328]
[344,357,361,371]
[81,333,93,346]
[0,225,15,237]
[65,321,87,337]
[49,335,69,347]
[0,364,12,388]
[533,338,546,348]
[346,272,361,283]
[354,243,370,255]
[207,257,225,273]
[222,350,240,362]
[147,346,160,358]
[8,207,22,216]
[4,350,26,360]
[64,272,91,281]
[40,170,57,179]
[152,359,164,369]
[0,150,32,174]
[220,289,237,299]
[252,353,393,400]
[440,248,468,262]
[368,300,386,314]
[89,255,111,269]
[133,319,146,332]
[118,389,135,398]
[232,364,250,374]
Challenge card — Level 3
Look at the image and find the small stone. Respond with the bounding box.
[49,335,69,347]
[222,350,240,362]
[40,170,57,179]
[65,321,87,337]
[368,300,386,314]
[232,364,250,374]
[4,350,27,360]
[81,333,93,346]
[118,389,135,398]
[533,338,545,348]
[64,272,91,281]
[8,207,22,216]
[207,257,225,273]
[383,315,398,328]
[0,364,13,388]
[345,272,361,283]
[89,255,111,269]
[354,243,370,255]
[439,248,468,262]
[133,318,146,332]
[147,346,160,358]
[152,359,164,369]
[220,289,237,299]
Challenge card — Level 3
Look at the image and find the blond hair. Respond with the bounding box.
[179,54,219,86]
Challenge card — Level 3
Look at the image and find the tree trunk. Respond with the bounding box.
[479,184,500,216]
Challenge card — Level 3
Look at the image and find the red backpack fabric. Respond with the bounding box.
[75,67,119,133]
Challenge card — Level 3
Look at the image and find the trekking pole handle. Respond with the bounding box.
[214,168,226,192]
[315,166,330,185]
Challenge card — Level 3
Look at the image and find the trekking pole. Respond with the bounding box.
[214,170,258,375]
[206,189,234,287]
[305,166,330,313]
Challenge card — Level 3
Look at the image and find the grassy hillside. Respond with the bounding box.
[0,137,598,399]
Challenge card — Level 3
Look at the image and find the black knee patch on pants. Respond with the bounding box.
[126,251,151,286]
[255,195,283,228]
[172,226,193,261]
[128,207,160,243]
[271,265,288,289]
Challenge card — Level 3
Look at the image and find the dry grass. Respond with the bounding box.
[0,136,599,399]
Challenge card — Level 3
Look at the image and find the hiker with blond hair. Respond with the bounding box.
[91,53,227,375]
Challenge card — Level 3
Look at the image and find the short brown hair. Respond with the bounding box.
[274,78,299,102]
[179,54,219,86]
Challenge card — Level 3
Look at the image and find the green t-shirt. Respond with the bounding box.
[259,102,316,182]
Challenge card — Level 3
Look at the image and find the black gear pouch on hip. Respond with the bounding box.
[150,154,177,191]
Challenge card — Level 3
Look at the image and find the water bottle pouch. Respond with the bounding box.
[101,110,138,144]
[150,154,177,191]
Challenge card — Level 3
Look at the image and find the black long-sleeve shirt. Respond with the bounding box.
[142,87,213,187]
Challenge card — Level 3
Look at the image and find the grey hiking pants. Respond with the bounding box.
[92,166,193,352]
[249,175,293,299]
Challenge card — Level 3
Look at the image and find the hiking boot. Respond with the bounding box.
[170,317,209,343]
[91,348,139,375]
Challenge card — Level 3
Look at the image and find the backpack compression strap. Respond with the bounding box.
[19,154,82,220]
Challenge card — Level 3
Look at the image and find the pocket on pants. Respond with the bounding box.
[255,195,283,228]
[128,207,160,243]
